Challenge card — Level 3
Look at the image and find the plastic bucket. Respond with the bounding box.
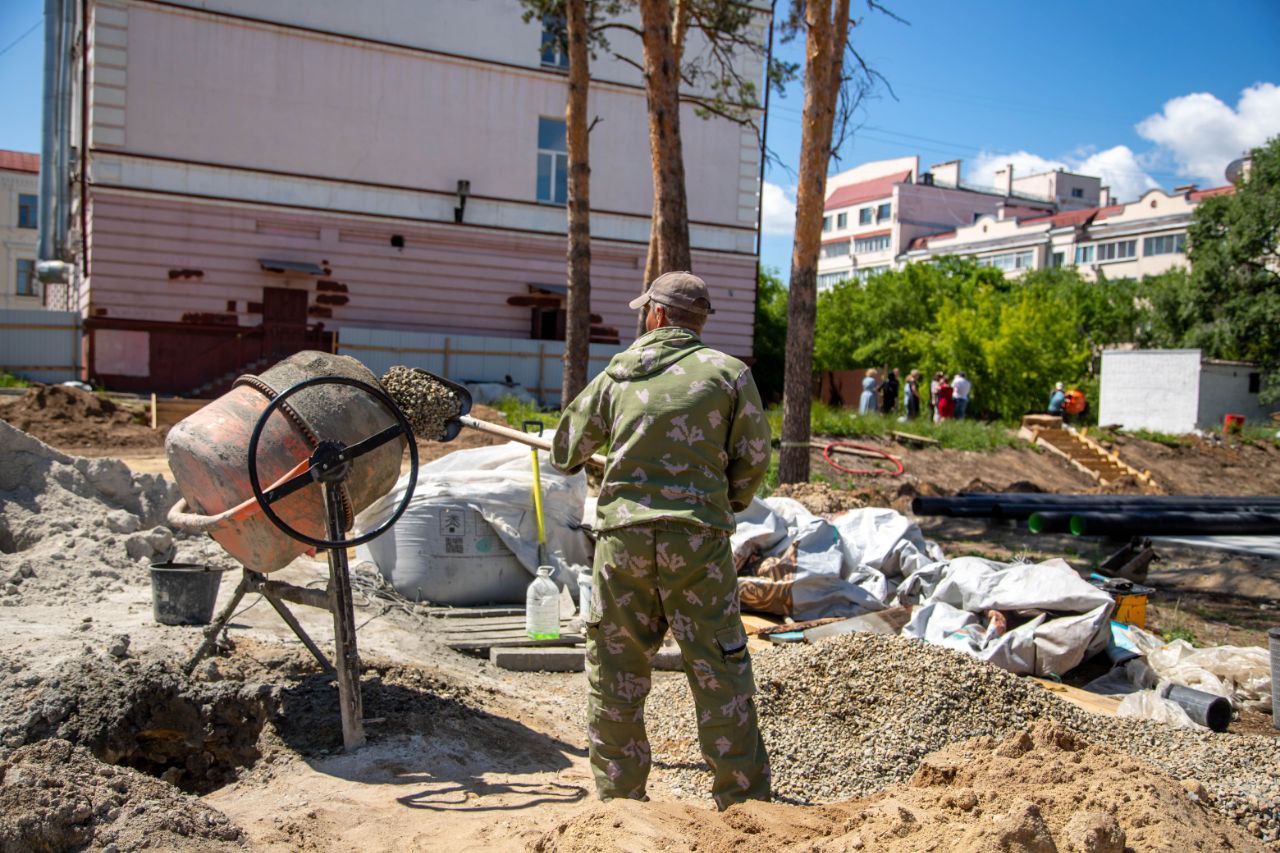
[1223,413,1245,434]
[150,562,226,625]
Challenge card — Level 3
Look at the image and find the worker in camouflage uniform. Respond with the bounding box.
[552,271,772,809]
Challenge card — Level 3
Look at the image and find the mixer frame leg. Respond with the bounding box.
[185,573,248,674]
[260,588,334,674]
[324,483,366,751]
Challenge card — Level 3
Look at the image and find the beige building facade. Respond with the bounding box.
[0,152,41,310]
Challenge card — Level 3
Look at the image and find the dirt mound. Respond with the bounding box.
[3,653,268,794]
[0,384,165,450]
[536,721,1262,853]
[645,633,1280,843]
[769,482,866,515]
[0,738,244,852]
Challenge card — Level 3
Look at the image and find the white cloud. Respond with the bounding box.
[1136,82,1280,184]
[760,181,796,235]
[968,145,1158,203]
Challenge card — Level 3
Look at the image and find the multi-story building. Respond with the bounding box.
[45,0,766,393]
[0,151,40,310]
[819,154,1229,286]
[817,156,1102,289]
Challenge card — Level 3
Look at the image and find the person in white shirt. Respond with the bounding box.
[952,372,972,419]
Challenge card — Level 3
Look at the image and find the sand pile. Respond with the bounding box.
[768,482,866,515]
[0,421,231,605]
[537,721,1263,853]
[0,738,245,852]
[645,633,1280,843]
[0,384,164,449]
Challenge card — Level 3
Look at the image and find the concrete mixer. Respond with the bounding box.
[165,351,601,750]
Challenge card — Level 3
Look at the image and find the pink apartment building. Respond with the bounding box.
[46,1,766,393]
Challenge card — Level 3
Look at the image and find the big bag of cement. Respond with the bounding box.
[354,442,591,606]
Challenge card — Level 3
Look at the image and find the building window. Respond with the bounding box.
[836,212,847,229]
[1143,233,1186,256]
[859,207,872,225]
[536,117,568,204]
[1051,251,1064,268]
[817,271,847,290]
[539,15,569,69]
[822,215,832,233]
[18,194,38,229]
[876,202,892,222]
[1097,239,1136,262]
[854,234,891,253]
[977,250,1034,272]
[15,259,37,297]
[1071,187,1084,199]
[852,265,889,282]
[820,240,850,259]
[1074,245,1094,264]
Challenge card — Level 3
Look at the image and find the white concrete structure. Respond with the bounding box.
[1098,349,1271,434]
[59,0,768,392]
[0,152,40,310]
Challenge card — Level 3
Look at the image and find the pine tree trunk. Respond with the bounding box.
[639,0,692,294]
[778,0,850,484]
[562,0,592,403]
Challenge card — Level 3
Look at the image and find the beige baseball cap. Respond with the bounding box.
[628,271,716,315]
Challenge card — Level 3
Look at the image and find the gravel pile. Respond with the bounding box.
[381,366,462,440]
[646,632,1280,844]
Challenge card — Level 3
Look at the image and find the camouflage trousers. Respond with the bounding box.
[585,521,770,809]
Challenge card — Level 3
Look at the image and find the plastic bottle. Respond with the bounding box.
[526,566,560,639]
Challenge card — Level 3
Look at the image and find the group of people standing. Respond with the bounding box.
[859,368,972,421]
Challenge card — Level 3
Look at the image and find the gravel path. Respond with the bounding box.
[645,633,1280,845]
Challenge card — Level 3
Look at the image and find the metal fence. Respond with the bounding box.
[0,308,81,383]
[336,327,625,406]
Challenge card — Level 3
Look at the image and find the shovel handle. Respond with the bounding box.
[458,415,607,469]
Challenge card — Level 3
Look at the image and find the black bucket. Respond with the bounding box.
[150,562,226,625]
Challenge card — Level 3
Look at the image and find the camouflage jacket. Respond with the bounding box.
[551,326,771,533]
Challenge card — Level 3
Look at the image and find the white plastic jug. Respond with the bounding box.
[526,565,560,639]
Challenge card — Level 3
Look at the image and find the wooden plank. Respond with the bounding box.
[447,635,584,653]
[1032,678,1120,716]
[892,430,941,447]
[423,606,524,618]
[740,613,784,635]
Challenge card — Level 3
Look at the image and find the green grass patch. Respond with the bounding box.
[1126,428,1189,448]
[488,395,562,433]
[765,404,1024,452]
[0,373,32,389]
[1238,423,1280,446]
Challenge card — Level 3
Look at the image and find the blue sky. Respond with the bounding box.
[3,1,1278,283]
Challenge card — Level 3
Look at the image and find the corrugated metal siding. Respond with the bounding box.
[338,326,625,406]
[87,191,756,357]
[0,309,81,382]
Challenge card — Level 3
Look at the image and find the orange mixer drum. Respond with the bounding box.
[165,351,404,573]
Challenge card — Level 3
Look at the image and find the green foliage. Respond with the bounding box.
[764,404,1024,452]
[0,373,32,388]
[490,396,563,433]
[751,267,788,404]
[812,259,1146,421]
[1185,135,1280,401]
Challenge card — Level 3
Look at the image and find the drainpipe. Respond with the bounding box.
[37,0,74,284]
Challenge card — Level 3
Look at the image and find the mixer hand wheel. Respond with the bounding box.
[247,376,418,549]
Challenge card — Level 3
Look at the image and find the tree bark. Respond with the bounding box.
[778,0,850,484]
[562,0,592,403]
[638,0,692,309]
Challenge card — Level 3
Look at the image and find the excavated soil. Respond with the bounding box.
[0,739,245,852]
[0,385,165,450]
[537,721,1264,853]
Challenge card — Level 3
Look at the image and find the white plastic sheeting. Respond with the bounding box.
[1124,625,1273,711]
[355,442,592,602]
[733,499,1115,676]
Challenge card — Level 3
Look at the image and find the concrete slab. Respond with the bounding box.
[490,646,585,672]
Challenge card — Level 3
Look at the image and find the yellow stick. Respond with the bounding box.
[530,447,546,552]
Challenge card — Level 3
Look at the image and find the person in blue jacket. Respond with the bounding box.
[1047,381,1066,415]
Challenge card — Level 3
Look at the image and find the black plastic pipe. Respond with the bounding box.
[1069,511,1280,537]
[913,494,1280,519]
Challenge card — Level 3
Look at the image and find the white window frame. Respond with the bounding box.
[820,240,850,259]
[978,250,1034,272]
[1096,239,1136,263]
[852,265,889,282]
[1074,245,1094,264]
[822,215,832,233]
[536,117,568,205]
[836,212,847,229]
[539,15,570,69]
[817,271,847,289]
[876,202,892,222]
[859,207,873,225]
[15,258,38,297]
[854,234,891,253]
[1143,233,1185,256]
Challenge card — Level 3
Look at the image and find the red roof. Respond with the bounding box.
[825,170,911,211]
[1018,204,1122,228]
[0,150,39,174]
[907,231,953,251]
[1189,185,1233,200]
